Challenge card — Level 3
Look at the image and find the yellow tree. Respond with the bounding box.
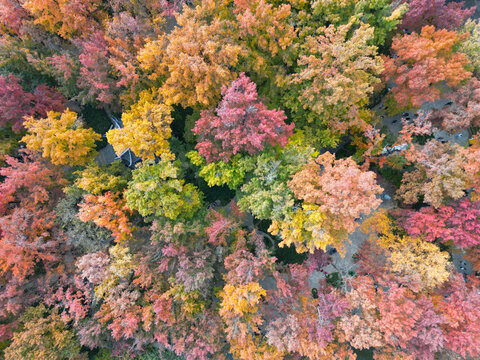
[461,19,480,76]
[310,0,407,46]
[22,109,101,166]
[106,89,174,161]
[74,161,130,196]
[387,236,451,291]
[269,204,338,254]
[82,244,136,299]
[361,210,451,291]
[125,159,203,221]
[138,1,244,108]
[219,272,282,359]
[220,282,274,359]
[228,0,298,90]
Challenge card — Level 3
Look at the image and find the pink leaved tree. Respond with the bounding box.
[398,198,480,248]
[0,75,66,132]
[437,275,480,358]
[0,0,29,34]
[377,283,445,359]
[0,75,34,132]
[0,153,70,338]
[193,73,294,163]
[266,264,350,358]
[76,31,118,107]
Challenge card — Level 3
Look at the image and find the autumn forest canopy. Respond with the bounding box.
[1,0,480,359]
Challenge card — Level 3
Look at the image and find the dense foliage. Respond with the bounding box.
[0,1,480,359]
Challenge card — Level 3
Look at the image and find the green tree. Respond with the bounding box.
[125,159,203,220]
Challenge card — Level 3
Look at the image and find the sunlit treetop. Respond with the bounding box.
[139,0,244,108]
[383,25,472,110]
[22,109,101,166]
[107,88,175,161]
[285,17,383,147]
[193,73,294,163]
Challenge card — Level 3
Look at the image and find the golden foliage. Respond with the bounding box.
[219,282,266,317]
[23,0,105,38]
[388,236,451,290]
[22,109,100,166]
[362,210,451,291]
[139,1,244,108]
[269,204,339,254]
[106,89,174,161]
[219,281,282,360]
[74,161,130,196]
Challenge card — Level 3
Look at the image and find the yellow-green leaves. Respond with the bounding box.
[269,204,335,254]
[125,159,202,220]
[187,151,256,189]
